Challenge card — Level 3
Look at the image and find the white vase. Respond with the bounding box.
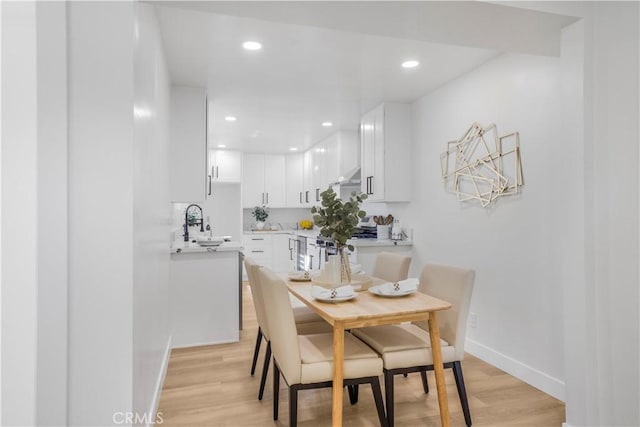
[255,221,265,230]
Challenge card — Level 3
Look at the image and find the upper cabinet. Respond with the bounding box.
[285,154,305,207]
[360,103,411,202]
[209,149,242,183]
[243,154,286,208]
[170,86,208,202]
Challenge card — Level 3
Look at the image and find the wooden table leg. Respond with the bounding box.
[332,321,345,426]
[428,312,450,427]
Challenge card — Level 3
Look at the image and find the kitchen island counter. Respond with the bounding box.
[170,244,242,347]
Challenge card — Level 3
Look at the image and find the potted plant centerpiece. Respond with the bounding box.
[311,188,367,284]
[252,205,269,230]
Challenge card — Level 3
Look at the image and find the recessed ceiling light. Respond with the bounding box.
[321,122,333,127]
[225,116,237,122]
[402,60,420,69]
[217,144,227,148]
[242,41,262,51]
[289,147,298,151]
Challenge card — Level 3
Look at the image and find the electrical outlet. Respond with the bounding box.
[470,312,477,328]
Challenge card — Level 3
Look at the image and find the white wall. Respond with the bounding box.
[400,4,640,426]
[398,52,567,398]
[67,3,135,425]
[133,3,172,426]
[586,3,639,425]
[35,2,68,425]
[1,2,38,425]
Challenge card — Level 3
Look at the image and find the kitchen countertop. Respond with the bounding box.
[171,240,243,254]
[242,229,412,246]
[243,229,318,238]
[348,238,413,247]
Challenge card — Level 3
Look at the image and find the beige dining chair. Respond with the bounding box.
[372,252,412,282]
[353,263,476,427]
[244,257,331,400]
[257,266,387,427]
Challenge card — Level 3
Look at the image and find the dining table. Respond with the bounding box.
[285,275,453,427]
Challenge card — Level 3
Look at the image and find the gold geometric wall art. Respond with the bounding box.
[441,122,524,207]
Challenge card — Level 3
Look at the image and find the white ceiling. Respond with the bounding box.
[154,2,577,154]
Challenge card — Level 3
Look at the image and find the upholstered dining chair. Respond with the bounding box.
[372,252,412,283]
[257,266,388,427]
[353,263,476,426]
[244,257,331,400]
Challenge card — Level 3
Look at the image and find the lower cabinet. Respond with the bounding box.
[169,250,240,347]
[242,233,295,278]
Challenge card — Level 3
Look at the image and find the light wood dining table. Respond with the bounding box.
[286,276,453,427]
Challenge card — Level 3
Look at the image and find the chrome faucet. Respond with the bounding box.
[184,204,205,242]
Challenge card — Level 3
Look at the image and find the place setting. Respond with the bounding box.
[368,278,419,297]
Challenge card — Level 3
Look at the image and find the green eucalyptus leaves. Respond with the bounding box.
[310,188,367,251]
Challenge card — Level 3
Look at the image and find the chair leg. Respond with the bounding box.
[347,384,359,405]
[384,370,395,427]
[370,377,388,427]
[289,385,299,427]
[452,361,472,426]
[273,362,280,420]
[420,371,429,394]
[258,341,271,400]
[250,327,263,376]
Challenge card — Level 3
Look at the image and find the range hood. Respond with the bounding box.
[332,166,361,187]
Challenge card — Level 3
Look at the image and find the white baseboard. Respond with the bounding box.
[465,337,565,402]
[147,335,172,427]
[171,336,239,349]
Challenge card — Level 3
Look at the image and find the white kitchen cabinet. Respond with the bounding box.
[242,154,286,208]
[170,86,208,202]
[210,149,242,183]
[360,103,411,202]
[272,233,294,272]
[286,153,305,207]
[242,232,295,278]
[263,155,286,207]
[302,150,313,206]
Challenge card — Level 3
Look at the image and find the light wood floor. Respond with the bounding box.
[158,285,565,426]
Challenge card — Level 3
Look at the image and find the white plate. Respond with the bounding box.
[369,284,416,297]
[312,293,356,303]
[311,285,356,303]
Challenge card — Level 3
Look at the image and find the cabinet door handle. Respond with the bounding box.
[305,191,309,203]
[251,250,264,253]
[261,193,264,204]
[266,192,269,204]
[369,176,374,194]
[251,238,264,241]
[216,166,219,178]
[299,192,302,204]
[208,175,212,196]
[315,188,320,202]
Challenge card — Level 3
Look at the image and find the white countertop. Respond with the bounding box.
[243,229,318,238]
[171,240,243,254]
[348,238,413,247]
[242,229,412,246]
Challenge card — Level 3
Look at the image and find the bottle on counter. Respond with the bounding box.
[391,219,402,241]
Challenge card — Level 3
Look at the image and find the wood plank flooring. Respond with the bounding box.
[157,285,565,426]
